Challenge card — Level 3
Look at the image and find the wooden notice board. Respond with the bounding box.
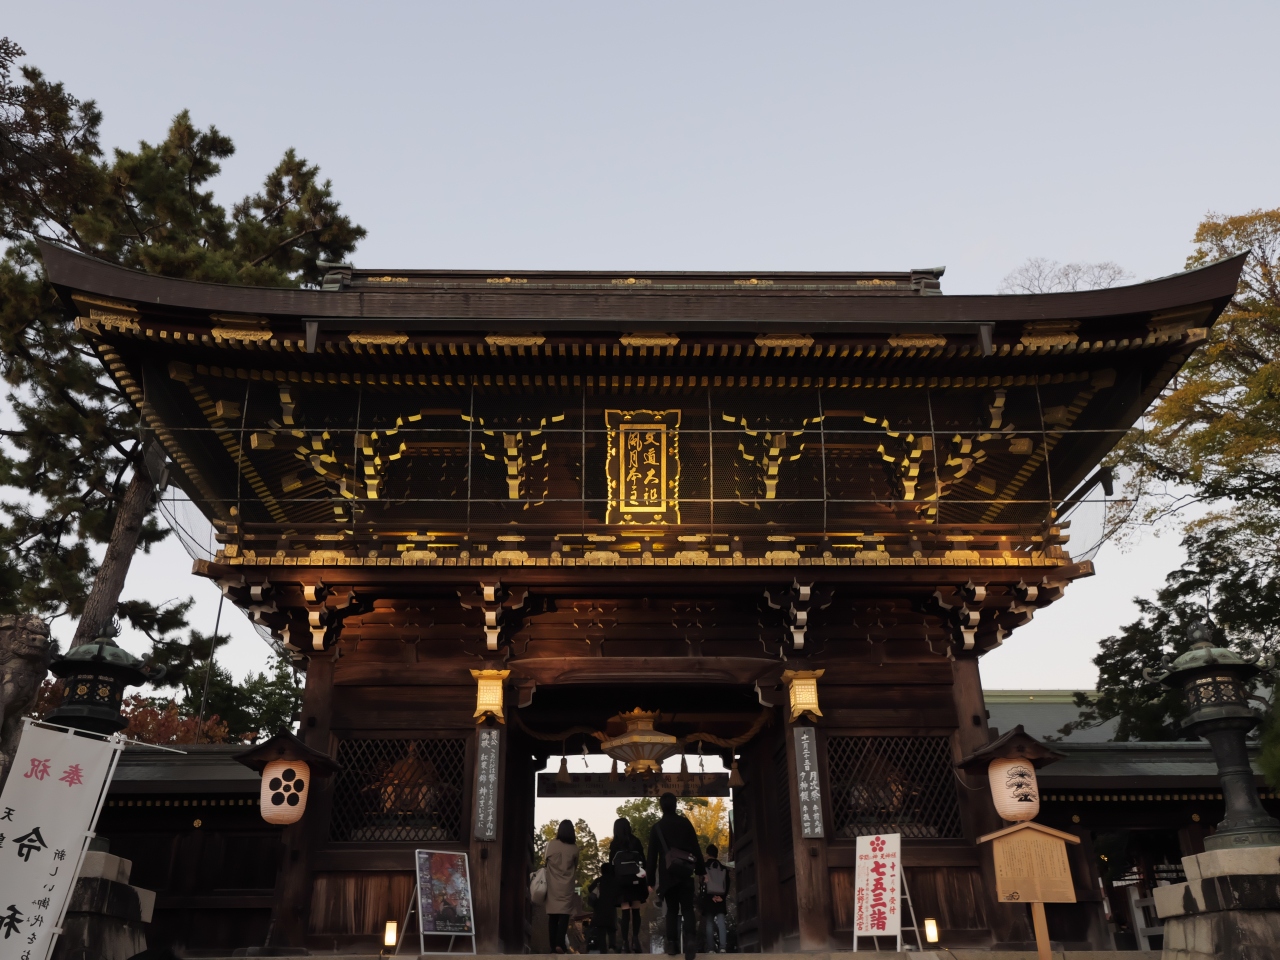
[990,827,1076,903]
[978,821,1081,960]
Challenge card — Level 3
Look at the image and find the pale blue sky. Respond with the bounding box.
[6,2,1276,690]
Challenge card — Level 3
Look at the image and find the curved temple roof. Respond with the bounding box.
[39,239,1244,336]
[38,241,1245,658]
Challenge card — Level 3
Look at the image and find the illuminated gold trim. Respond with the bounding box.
[755,334,814,348]
[888,333,947,348]
[485,334,546,346]
[620,334,680,347]
[348,332,409,345]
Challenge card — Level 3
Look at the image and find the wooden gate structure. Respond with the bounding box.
[41,241,1244,952]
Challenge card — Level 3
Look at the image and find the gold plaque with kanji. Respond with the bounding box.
[605,409,680,524]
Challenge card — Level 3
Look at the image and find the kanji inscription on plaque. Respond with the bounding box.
[605,409,680,524]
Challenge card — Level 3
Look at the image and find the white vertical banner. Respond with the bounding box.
[853,833,902,939]
[0,720,123,960]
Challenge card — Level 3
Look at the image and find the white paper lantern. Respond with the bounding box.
[988,757,1040,822]
[260,758,311,825]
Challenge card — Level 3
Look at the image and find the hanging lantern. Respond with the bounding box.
[235,730,339,826]
[780,669,824,722]
[471,668,511,723]
[601,709,678,775]
[956,724,1063,825]
[988,757,1040,822]
[261,759,311,824]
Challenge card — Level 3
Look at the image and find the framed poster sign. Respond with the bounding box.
[412,849,477,954]
[853,833,901,940]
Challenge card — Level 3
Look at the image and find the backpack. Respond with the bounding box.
[612,843,645,880]
[705,860,728,896]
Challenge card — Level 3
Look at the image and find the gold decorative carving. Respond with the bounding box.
[462,412,566,499]
[87,309,139,332]
[605,409,680,525]
[723,413,822,499]
[754,333,814,348]
[619,333,680,347]
[348,332,409,345]
[365,276,409,283]
[484,334,546,347]
[888,333,947,348]
[781,669,824,721]
[211,315,273,341]
[486,276,528,284]
[611,277,653,286]
[1020,321,1079,347]
[734,278,774,286]
[72,293,137,313]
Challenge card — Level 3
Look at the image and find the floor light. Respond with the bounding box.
[923,918,939,944]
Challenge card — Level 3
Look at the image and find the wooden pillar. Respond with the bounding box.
[950,655,1034,945]
[269,652,335,948]
[784,720,833,950]
[470,721,507,953]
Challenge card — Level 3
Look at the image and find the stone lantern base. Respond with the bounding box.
[51,842,156,960]
[1153,844,1280,959]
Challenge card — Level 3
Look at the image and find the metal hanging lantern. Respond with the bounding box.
[235,730,339,826]
[1149,622,1280,849]
[46,627,161,734]
[600,709,679,775]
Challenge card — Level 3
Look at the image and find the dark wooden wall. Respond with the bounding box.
[98,796,280,954]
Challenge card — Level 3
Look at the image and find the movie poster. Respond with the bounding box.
[415,850,474,935]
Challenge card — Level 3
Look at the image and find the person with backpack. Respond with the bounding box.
[700,845,730,953]
[545,819,580,954]
[646,792,706,960]
[586,860,620,952]
[611,817,649,952]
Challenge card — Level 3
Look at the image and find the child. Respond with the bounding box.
[586,861,620,953]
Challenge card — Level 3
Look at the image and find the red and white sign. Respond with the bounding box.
[0,721,123,960]
[853,833,901,937]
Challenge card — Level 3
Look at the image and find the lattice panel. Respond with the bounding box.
[827,736,963,840]
[329,738,467,843]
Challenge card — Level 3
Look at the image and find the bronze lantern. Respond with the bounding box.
[1150,622,1280,850]
[46,630,161,734]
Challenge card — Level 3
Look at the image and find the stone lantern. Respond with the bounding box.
[1150,622,1280,850]
[45,629,161,734]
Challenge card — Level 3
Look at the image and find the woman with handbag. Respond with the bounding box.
[545,819,580,954]
[610,817,649,952]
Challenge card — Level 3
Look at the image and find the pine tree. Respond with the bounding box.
[0,38,364,653]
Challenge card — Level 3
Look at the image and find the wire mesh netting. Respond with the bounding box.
[328,738,467,843]
[827,736,964,840]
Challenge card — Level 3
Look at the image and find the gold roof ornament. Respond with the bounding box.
[781,669,825,722]
[471,668,511,723]
[600,708,679,775]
